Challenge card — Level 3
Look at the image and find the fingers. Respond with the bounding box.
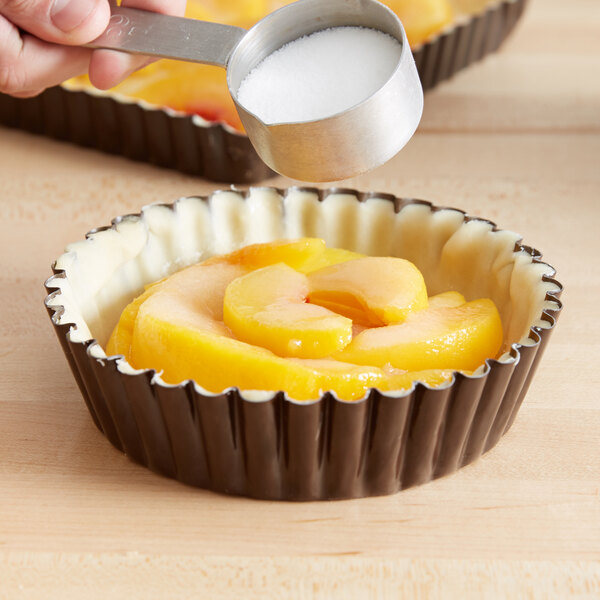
[0,0,107,96]
[0,0,110,45]
[0,15,91,95]
[0,0,187,97]
[88,0,187,90]
[87,47,152,90]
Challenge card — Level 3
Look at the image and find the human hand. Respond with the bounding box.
[0,0,187,97]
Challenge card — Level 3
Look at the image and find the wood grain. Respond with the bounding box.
[0,0,599,597]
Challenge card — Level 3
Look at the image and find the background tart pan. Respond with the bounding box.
[44,187,562,500]
[1,0,527,183]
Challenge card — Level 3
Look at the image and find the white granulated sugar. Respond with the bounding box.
[236,27,401,124]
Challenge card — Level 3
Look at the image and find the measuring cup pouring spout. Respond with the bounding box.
[89,0,424,182]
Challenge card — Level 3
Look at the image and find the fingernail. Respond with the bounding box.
[51,0,98,33]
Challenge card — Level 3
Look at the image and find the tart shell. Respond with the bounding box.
[44,187,561,500]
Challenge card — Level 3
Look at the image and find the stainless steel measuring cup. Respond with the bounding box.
[89,0,423,182]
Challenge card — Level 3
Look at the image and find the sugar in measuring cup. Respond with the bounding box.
[89,0,424,182]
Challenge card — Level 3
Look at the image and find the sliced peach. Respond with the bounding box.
[106,241,498,401]
[109,261,370,400]
[307,257,428,327]
[385,0,454,47]
[205,238,326,270]
[106,283,159,360]
[123,270,384,400]
[296,246,364,274]
[335,298,503,372]
[377,368,457,392]
[223,263,352,358]
[291,361,456,399]
[133,315,387,400]
[428,290,466,309]
[108,238,349,358]
[110,262,456,401]
[206,238,363,274]
[107,261,248,357]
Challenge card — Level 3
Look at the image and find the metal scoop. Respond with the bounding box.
[89,0,423,182]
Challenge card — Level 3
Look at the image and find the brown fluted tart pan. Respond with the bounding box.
[44,187,561,500]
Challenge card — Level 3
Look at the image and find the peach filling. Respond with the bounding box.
[107,239,503,400]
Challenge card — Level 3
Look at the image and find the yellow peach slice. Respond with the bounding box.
[223,263,352,358]
[296,246,364,274]
[109,262,456,400]
[205,238,326,270]
[125,274,382,400]
[106,284,159,360]
[108,261,368,400]
[108,238,351,358]
[428,290,466,309]
[293,361,456,398]
[385,0,454,47]
[106,240,499,401]
[335,298,503,372]
[135,314,387,400]
[377,368,457,392]
[307,257,428,327]
[107,261,248,356]
[206,238,363,273]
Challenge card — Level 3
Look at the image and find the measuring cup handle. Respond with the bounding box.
[86,5,246,68]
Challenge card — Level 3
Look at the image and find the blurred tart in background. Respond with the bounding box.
[65,0,499,132]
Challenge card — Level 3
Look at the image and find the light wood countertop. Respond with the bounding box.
[1,0,598,597]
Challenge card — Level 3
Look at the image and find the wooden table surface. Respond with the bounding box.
[1,0,598,597]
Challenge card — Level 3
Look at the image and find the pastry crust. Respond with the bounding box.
[44,188,561,500]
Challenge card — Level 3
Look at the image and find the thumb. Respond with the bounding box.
[0,0,110,44]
